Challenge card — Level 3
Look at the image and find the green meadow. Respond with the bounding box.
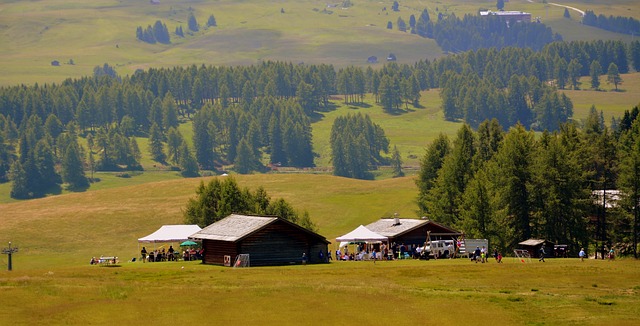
[0,0,638,86]
[2,258,640,325]
[1,175,640,325]
[1,1,640,322]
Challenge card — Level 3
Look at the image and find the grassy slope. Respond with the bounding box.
[1,0,639,86]
[566,72,640,124]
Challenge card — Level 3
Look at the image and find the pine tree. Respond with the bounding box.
[618,125,640,258]
[178,141,199,177]
[554,57,568,90]
[162,92,179,130]
[426,124,476,225]
[148,123,166,163]
[391,145,404,177]
[33,139,60,192]
[568,59,582,90]
[489,124,536,248]
[606,62,622,91]
[9,161,29,199]
[459,171,494,242]
[590,60,602,90]
[235,137,257,174]
[207,14,217,27]
[166,127,184,165]
[416,133,451,214]
[188,12,199,32]
[61,143,88,189]
[397,17,407,32]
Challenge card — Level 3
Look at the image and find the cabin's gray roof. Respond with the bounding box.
[189,214,277,242]
[518,239,550,246]
[365,219,429,237]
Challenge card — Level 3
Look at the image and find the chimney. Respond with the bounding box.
[393,213,400,226]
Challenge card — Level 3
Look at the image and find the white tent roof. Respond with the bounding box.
[138,225,202,243]
[336,225,388,243]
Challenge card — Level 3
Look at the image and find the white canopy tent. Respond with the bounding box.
[138,225,202,243]
[336,225,388,243]
[335,225,388,260]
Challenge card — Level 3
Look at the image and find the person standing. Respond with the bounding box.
[539,246,546,262]
[141,247,147,263]
[579,248,586,262]
[168,245,175,261]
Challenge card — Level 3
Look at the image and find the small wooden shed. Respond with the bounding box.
[518,239,555,258]
[190,214,330,267]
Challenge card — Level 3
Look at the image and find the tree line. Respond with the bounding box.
[135,12,217,44]
[397,9,560,52]
[330,113,389,179]
[1,38,640,197]
[582,10,640,36]
[417,106,640,258]
[136,20,171,44]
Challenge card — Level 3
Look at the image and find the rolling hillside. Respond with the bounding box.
[0,0,637,86]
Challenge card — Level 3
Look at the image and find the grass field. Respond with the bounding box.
[1,171,640,324]
[2,1,640,324]
[1,253,639,324]
[1,173,639,325]
[1,0,639,86]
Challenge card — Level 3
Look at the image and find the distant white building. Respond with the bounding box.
[592,190,622,209]
[479,10,531,23]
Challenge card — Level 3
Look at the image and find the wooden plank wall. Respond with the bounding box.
[203,240,238,265]
[201,221,328,267]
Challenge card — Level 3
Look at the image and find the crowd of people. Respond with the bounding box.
[334,242,425,261]
[140,246,203,262]
[470,246,502,263]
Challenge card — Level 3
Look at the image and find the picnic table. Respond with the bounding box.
[98,256,117,265]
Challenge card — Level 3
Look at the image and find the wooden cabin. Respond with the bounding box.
[190,214,330,267]
[365,217,462,247]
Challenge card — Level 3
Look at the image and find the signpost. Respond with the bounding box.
[2,242,18,271]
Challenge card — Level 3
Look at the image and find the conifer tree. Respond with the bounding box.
[149,123,166,163]
[61,143,88,189]
[590,60,602,90]
[391,145,404,177]
[235,137,257,174]
[207,14,217,27]
[178,141,199,177]
[188,12,199,32]
[9,161,29,199]
[607,62,622,91]
[166,127,184,165]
